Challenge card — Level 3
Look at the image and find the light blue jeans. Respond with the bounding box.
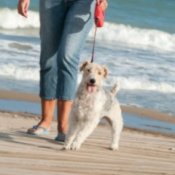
[39,0,95,100]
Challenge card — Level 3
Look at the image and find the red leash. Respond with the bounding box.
[91,2,105,63]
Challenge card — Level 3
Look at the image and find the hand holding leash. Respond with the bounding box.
[95,0,107,27]
[96,0,108,11]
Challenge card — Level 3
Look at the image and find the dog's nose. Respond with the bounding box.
[90,78,96,84]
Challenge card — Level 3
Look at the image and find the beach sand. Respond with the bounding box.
[0,90,175,175]
[0,112,175,174]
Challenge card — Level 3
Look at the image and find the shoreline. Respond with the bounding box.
[0,89,175,123]
[1,110,175,139]
[1,89,175,137]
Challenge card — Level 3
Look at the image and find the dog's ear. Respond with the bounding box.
[103,66,108,78]
[80,61,90,71]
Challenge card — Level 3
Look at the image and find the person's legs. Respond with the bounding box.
[55,100,72,141]
[39,0,66,129]
[55,0,95,136]
[28,0,67,133]
[39,99,56,128]
[27,99,56,134]
[56,0,95,100]
[57,100,72,133]
[28,0,95,136]
[39,0,66,99]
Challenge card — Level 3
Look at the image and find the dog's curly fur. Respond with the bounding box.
[64,61,123,150]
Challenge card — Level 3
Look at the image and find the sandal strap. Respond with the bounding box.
[27,125,49,135]
[55,133,66,142]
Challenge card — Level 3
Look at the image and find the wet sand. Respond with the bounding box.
[1,89,175,124]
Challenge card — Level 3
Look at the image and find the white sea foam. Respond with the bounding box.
[89,22,175,52]
[0,60,175,93]
[0,40,39,81]
[0,63,39,81]
[108,76,175,93]
[0,8,39,29]
[0,8,175,94]
[0,41,174,94]
[1,8,175,52]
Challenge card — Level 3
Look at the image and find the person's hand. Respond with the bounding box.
[96,0,108,11]
[17,0,30,18]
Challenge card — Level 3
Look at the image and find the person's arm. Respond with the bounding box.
[17,0,30,18]
[96,0,108,11]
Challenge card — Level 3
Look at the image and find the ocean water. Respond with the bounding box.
[0,0,175,117]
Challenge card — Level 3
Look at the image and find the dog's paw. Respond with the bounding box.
[64,143,71,150]
[110,144,119,151]
[70,141,81,151]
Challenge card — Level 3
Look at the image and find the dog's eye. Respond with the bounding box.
[87,69,91,73]
[98,71,102,75]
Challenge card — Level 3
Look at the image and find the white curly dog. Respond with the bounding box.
[64,61,123,150]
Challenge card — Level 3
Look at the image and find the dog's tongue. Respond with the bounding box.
[87,85,97,93]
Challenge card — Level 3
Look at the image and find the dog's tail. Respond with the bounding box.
[110,83,120,96]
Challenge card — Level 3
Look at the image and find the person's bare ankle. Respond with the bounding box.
[39,120,52,129]
[58,124,67,134]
